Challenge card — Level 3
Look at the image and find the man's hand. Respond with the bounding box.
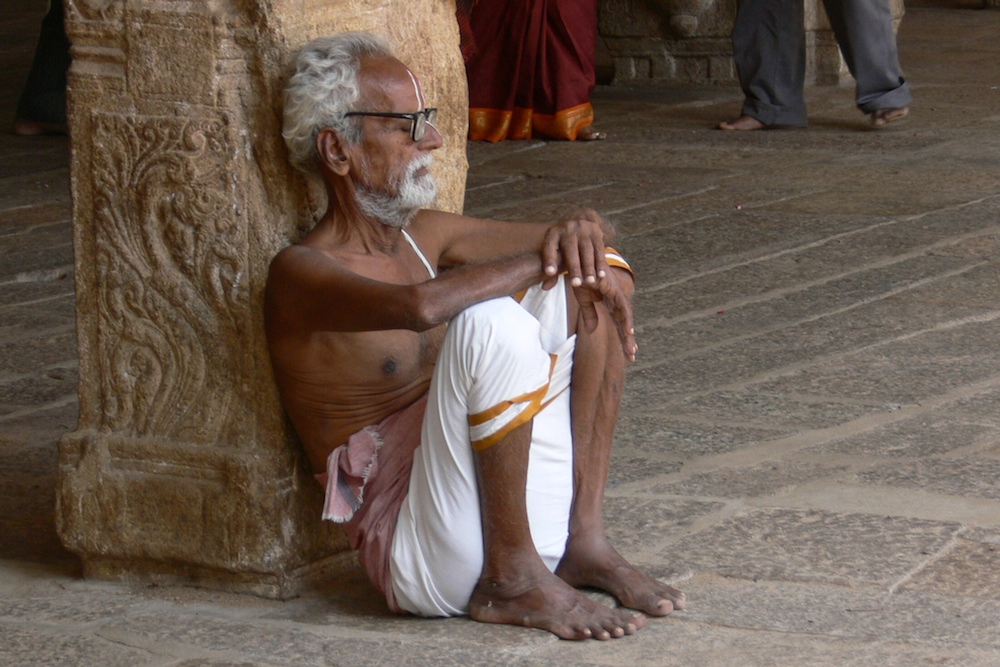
[541,209,615,291]
[573,268,638,362]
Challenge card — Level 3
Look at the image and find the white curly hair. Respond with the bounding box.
[282,32,394,174]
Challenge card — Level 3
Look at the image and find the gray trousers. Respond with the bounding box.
[732,0,912,126]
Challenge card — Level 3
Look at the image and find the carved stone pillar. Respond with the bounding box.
[57,0,466,598]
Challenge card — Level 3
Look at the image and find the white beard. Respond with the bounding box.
[355,154,438,229]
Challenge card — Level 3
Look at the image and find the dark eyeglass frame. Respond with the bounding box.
[343,108,438,142]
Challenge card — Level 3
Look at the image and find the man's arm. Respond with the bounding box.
[413,208,617,290]
[409,207,637,360]
[265,244,547,335]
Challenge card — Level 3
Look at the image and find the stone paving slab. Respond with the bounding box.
[777,482,1000,526]
[0,297,77,341]
[655,391,877,432]
[678,574,1000,650]
[0,367,78,416]
[858,458,1000,500]
[0,202,71,229]
[901,535,1000,600]
[638,253,984,338]
[658,508,962,588]
[811,415,1000,459]
[0,139,69,181]
[530,621,1000,667]
[749,323,1000,405]
[0,625,158,667]
[0,167,71,211]
[650,461,850,500]
[613,416,788,459]
[0,328,76,375]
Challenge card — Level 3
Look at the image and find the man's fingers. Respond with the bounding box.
[612,300,637,361]
[543,210,613,288]
[601,276,637,362]
[542,229,561,278]
[621,329,637,362]
[573,274,637,362]
[560,234,584,287]
[594,248,610,281]
[576,235,597,286]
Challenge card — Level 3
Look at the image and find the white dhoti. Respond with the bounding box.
[389,279,576,617]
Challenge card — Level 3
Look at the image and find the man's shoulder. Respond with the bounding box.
[410,207,464,228]
[269,241,318,272]
[266,242,346,296]
[271,236,349,267]
[407,207,488,244]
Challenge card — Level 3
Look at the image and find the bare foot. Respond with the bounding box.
[717,114,766,131]
[469,560,646,640]
[12,118,68,136]
[869,106,909,127]
[556,534,686,617]
[578,126,607,141]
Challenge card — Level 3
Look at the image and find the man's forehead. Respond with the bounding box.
[358,55,426,109]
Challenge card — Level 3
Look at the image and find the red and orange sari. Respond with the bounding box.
[461,0,598,142]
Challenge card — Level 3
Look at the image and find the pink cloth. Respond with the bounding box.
[315,394,428,612]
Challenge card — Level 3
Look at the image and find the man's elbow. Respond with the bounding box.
[402,285,449,331]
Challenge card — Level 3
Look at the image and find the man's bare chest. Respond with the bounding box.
[307,325,446,391]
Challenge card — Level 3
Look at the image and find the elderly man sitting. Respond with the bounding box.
[265,32,685,640]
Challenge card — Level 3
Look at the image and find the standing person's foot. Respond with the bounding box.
[869,106,909,127]
[13,117,68,136]
[577,126,606,141]
[717,115,767,131]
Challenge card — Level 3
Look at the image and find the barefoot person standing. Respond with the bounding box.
[718,0,911,131]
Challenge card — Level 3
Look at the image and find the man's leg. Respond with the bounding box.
[390,295,642,639]
[821,0,912,122]
[554,275,687,615]
[469,420,643,639]
[720,0,808,129]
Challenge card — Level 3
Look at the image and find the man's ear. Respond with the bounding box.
[316,128,352,176]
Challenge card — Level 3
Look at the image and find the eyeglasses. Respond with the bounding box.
[344,108,438,142]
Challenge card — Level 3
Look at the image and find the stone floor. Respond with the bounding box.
[3,1,1000,665]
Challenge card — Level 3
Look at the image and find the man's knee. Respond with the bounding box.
[451,298,543,355]
[444,297,554,392]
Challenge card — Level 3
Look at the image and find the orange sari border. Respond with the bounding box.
[469,103,595,142]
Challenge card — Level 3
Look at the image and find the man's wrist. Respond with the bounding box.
[604,247,633,281]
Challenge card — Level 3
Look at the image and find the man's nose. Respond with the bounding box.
[420,121,444,150]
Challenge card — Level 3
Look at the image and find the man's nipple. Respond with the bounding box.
[382,358,397,375]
